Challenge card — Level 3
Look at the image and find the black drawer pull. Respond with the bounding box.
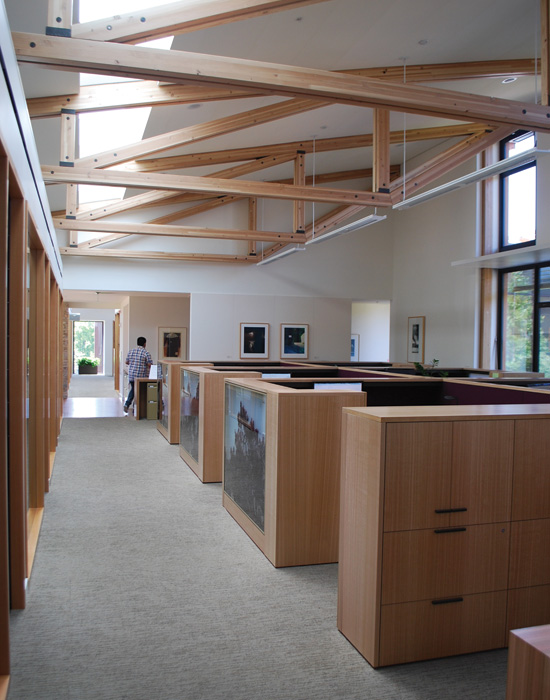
[434,507,468,514]
[433,527,467,534]
[431,597,464,606]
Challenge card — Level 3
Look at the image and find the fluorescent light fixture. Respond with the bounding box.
[305,213,387,246]
[393,147,549,210]
[256,244,306,266]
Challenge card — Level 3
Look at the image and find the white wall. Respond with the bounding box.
[190,293,352,361]
[126,295,190,365]
[351,301,390,361]
[389,166,479,366]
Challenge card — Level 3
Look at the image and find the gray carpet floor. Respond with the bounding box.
[7,417,509,700]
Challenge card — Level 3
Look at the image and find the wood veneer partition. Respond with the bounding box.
[179,367,262,483]
[222,377,366,567]
[157,360,186,443]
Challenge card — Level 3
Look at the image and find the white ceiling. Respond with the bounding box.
[3,0,544,305]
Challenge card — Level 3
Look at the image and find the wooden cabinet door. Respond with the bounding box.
[384,421,453,532]
[381,523,510,605]
[509,519,550,589]
[450,420,514,526]
[512,419,550,521]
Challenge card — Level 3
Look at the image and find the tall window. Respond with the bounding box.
[499,264,550,375]
[499,131,536,250]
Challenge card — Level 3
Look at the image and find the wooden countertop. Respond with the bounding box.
[343,404,550,422]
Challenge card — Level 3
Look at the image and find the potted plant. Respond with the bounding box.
[77,357,100,375]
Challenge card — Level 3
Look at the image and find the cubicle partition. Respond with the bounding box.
[222,378,367,567]
[157,360,186,443]
[179,367,262,483]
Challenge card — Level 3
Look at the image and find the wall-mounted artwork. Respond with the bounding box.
[224,383,267,531]
[158,327,187,361]
[280,324,308,359]
[180,369,200,463]
[351,334,359,361]
[240,323,269,359]
[407,316,425,363]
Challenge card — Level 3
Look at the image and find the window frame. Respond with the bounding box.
[498,130,537,252]
[497,261,550,372]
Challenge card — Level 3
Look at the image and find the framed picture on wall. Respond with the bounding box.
[240,323,269,359]
[280,324,309,359]
[407,316,425,363]
[351,334,359,361]
[158,327,187,361]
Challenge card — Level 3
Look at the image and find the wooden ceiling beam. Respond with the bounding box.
[41,164,393,206]
[76,98,325,169]
[60,247,253,263]
[71,153,293,221]
[72,0,333,44]
[125,124,491,172]
[390,125,513,203]
[13,33,550,131]
[54,217,304,243]
[274,166,401,186]
[26,60,536,118]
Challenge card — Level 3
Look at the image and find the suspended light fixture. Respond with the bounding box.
[305,212,387,246]
[393,147,548,211]
[256,244,306,266]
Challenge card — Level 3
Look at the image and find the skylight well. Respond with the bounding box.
[77,0,174,205]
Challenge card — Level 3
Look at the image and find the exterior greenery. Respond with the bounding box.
[77,357,100,367]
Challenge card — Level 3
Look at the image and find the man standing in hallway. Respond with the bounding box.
[124,336,152,413]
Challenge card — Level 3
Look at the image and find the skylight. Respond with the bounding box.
[77,0,174,205]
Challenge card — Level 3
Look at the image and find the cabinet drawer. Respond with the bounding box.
[379,591,507,667]
[507,585,550,634]
[382,523,510,604]
[146,382,158,401]
[509,519,550,589]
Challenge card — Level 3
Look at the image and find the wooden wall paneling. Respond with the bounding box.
[114,312,120,392]
[7,187,28,611]
[0,154,10,682]
[44,260,51,490]
[28,244,46,510]
[49,276,59,454]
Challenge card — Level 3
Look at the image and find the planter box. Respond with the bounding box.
[78,365,99,375]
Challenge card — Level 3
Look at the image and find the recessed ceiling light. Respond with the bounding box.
[502,77,517,84]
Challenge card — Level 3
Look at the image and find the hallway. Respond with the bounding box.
[63,374,126,418]
[7,383,509,700]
